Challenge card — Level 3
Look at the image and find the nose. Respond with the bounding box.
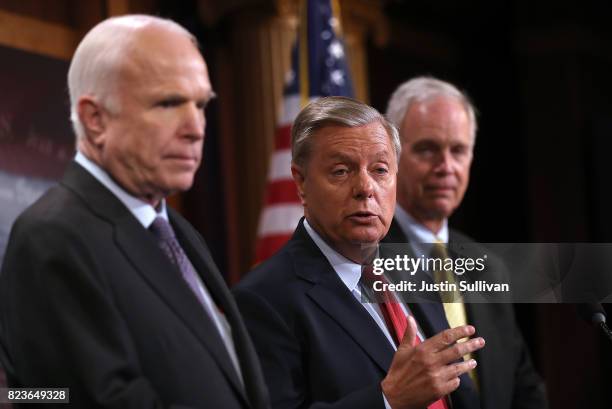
[181,103,205,141]
[352,169,374,200]
[433,149,453,174]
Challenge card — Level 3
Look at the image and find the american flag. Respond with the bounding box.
[254,0,355,263]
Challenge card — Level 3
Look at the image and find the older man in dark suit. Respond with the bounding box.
[235,96,486,409]
[383,76,548,409]
[0,15,268,409]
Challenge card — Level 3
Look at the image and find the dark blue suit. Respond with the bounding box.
[234,219,479,409]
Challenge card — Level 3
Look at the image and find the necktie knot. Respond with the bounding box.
[360,264,382,286]
[430,240,449,260]
[360,265,393,302]
[149,217,184,268]
[150,217,176,242]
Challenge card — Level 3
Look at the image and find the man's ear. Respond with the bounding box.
[77,97,108,147]
[291,163,306,206]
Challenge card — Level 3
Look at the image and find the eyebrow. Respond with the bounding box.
[154,89,217,105]
[326,152,354,162]
[325,150,391,163]
[158,94,188,102]
[371,151,391,161]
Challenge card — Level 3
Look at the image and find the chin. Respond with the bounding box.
[429,200,455,214]
[349,230,383,246]
[170,175,196,191]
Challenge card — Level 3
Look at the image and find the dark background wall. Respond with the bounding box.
[1,0,611,407]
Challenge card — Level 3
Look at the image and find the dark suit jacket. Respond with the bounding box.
[384,219,548,409]
[0,162,269,409]
[233,219,479,409]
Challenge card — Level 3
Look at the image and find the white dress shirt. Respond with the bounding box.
[395,204,448,251]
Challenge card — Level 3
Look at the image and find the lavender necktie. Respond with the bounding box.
[149,217,213,310]
[149,217,244,386]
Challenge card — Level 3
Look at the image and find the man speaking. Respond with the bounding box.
[234,97,485,409]
[0,15,268,408]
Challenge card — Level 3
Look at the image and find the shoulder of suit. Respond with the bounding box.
[448,227,476,243]
[3,185,105,278]
[12,182,95,234]
[236,244,297,289]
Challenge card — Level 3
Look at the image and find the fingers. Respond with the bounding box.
[432,359,478,397]
[383,323,481,409]
[427,325,476,353]
[416,325,485,368]
[443,358,478,381]
[437,336,485,365]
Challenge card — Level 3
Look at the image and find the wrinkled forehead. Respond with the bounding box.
[314,123,395,158]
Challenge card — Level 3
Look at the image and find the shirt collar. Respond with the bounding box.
[75,151,168,228]
[303,219,362,292]
[394,204,448,257]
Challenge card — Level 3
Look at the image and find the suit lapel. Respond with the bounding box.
[170,211,237,325]
[61,162,250,406]
[171,212,268,408]
[290,222,395,373]
[114,218,247,402]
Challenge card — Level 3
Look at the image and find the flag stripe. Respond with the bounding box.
[257,204,304,236]
[275,125,292,151]
[265,180,299,205]
[280,95,302,125]
[267,150,292,182]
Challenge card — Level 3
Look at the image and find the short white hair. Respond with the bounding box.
[385,76,478,142]
[291,96,401,169]
[67,14,196,140]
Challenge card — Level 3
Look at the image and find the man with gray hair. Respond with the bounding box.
[0,15,268,408]
[384,76,548,408]
[234,96,486,409]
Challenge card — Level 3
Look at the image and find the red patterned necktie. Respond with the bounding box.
[361,266,449,409]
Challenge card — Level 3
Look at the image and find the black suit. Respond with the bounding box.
[233,219,479,409]
[384,219,548,409]
[0,162,269,409]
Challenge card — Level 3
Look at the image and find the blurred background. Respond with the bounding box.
[1,0,611,407]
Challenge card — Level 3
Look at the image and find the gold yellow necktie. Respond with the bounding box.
[431,240,479,388]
